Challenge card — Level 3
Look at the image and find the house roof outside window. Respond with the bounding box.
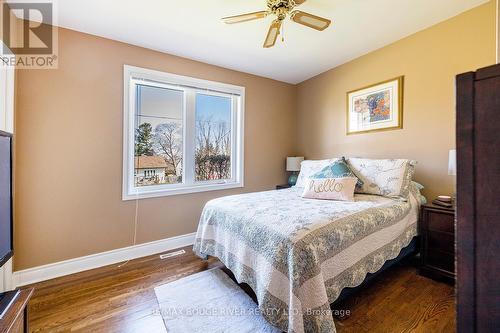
[134,156,169,169]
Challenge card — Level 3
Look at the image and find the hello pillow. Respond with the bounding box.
[301,177,357,201]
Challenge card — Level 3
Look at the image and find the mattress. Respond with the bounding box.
[193,187,421,333]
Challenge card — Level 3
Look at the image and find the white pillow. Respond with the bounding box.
[301,177,357,201]
[295,158,339,187]
[346,158,416,198]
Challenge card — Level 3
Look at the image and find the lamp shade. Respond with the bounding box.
[286,157,304,172]
[448,149,457,176]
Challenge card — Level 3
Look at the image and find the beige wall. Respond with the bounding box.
[296,2,496,200]
[14,28,297,270]
[14,2,496,270]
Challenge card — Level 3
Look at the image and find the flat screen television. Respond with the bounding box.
[0,130,12,268]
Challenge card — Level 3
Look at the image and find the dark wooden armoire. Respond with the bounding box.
[456,64,500,332]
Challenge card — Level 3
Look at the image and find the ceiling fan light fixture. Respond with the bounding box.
[222,0,331,48]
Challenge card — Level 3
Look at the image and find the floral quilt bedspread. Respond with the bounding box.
[193,187,419,333]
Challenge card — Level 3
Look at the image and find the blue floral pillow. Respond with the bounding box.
[311,157,364,188]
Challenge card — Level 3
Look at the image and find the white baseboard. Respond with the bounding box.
[13,232,196,287]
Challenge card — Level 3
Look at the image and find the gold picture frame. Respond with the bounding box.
[346,76,404,135]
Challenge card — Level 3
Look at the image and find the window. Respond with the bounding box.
[123,65,244,200]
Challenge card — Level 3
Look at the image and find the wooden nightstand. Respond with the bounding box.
[276,184,291,190]
[419,203,455,284]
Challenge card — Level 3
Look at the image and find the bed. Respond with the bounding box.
[193,183,423,333]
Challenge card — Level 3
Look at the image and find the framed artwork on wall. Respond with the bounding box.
[346,76,404,135]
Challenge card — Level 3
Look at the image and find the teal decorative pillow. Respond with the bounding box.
[311,158,364,188]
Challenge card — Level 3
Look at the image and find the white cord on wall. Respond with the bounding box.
[117,189,139,268]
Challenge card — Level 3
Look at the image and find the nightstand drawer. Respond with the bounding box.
[426,210,454,233]
[426,251,454,273]
[427,231,454,254]
[419,204,455,283]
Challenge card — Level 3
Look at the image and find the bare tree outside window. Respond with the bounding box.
[195,94,232,181]
[153,122,183,176]
[134,85,184,187]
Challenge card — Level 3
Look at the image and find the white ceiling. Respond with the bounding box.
[20,0,489,84]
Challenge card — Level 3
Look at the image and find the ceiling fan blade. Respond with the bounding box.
[291,10,331,31]
[222,11,268,24]
[263,20,282,48]
[293,0,307,5]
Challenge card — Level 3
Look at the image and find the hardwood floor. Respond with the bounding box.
[334,261,456,333]
[25,247,455,333]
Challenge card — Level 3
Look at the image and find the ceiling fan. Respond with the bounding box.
[222,0,332,48]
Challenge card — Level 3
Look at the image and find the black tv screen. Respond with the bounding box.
[0,131,12,267]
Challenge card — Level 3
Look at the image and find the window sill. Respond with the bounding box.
[122,182,244,200]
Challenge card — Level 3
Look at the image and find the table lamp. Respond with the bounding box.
[448,149,456,176]
[448,149,456,201]
[286,157,304,186]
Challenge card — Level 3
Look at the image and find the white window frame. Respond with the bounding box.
[123,65,245,200]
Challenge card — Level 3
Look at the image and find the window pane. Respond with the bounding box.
[134,84,183,187]
[195,94,232,181]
